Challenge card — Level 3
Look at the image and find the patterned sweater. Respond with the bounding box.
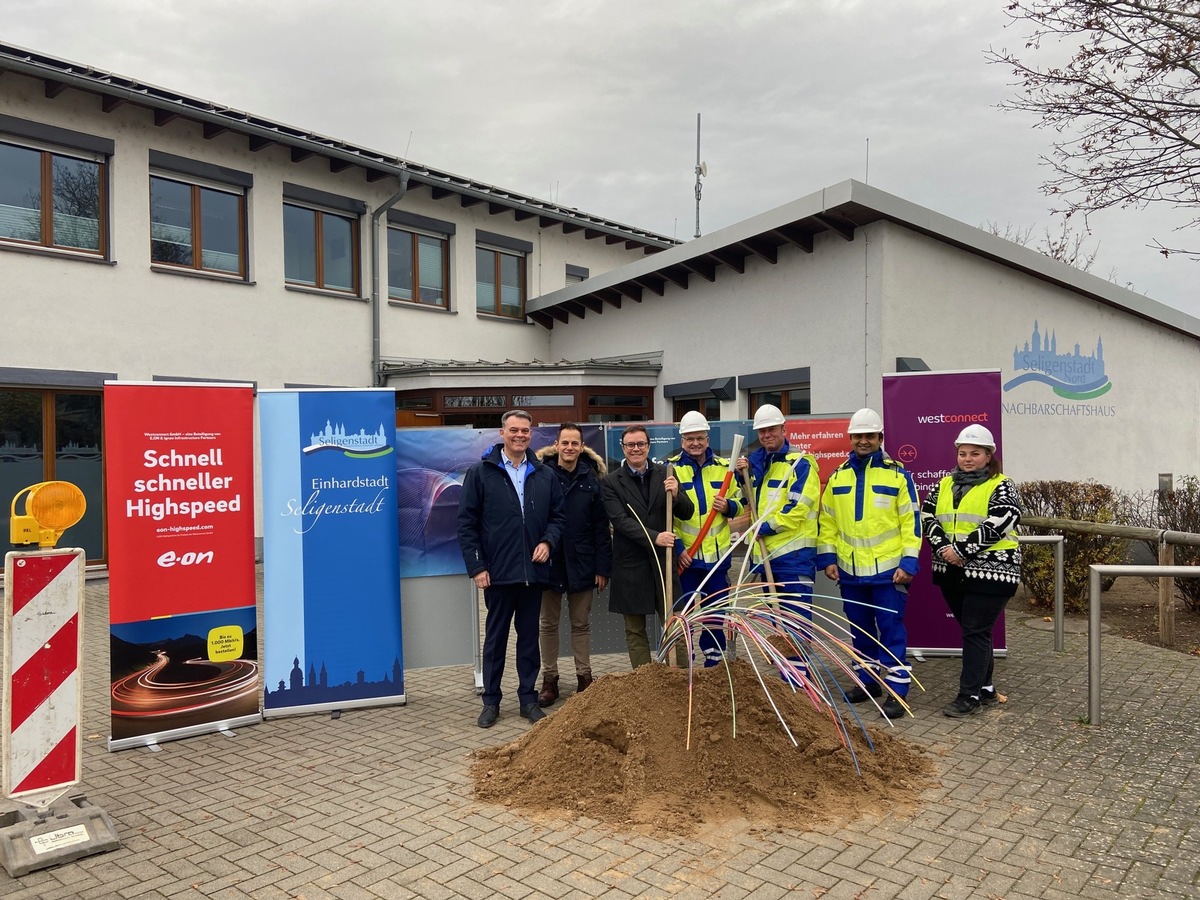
[921,476,1023,586]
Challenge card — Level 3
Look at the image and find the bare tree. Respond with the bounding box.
[985,218,1100,271]
[987,1,1200,260]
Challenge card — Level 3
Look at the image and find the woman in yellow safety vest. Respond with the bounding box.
[921,424,1023,718]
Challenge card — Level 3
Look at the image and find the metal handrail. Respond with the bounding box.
[1087,564,1200,725]
[1019,535,1065,651]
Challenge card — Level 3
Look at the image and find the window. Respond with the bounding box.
[284,205,359,293]
[750,385,811,416]
[148,151,251,278]
[0,140,106,254]
[673,397,721,421]
[476,247,525,318]
[388,229,448,307]
[149,176,245,275]
[475,230,532,319]
[566,263,589,285]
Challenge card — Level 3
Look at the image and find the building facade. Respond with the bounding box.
[4,45,1197,564]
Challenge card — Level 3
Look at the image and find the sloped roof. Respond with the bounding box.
[526,179,1200,340]
[0,42,675,253]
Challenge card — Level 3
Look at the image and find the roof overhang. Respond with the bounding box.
[0,42,676,253]
[527,179,1200,341]
[380,352,663,389]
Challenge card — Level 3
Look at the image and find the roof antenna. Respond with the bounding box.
[865,137,869,184]
[694,113,707,239]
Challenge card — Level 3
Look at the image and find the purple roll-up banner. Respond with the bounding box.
[882,370,1007,656]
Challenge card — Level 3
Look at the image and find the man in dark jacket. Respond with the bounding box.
[602,424,693,668]
[535,424,612,707]
[457,410,565,728]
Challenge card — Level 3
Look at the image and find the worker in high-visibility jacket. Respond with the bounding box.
[671,411,743,666]
[735,404,821,682]
[921,424,1022,719]
[816,408,921,719]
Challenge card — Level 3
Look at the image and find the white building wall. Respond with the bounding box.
[546,230,884,420]
[2,72,645,387]
[878,224,1200,492]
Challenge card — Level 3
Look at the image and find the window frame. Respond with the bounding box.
[0,136,109,257]
[475,230,532,320]
[283,200,363,296]
[387,225,450,309]
[149,172,247,278]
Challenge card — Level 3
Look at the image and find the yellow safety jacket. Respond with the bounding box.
[745,445,820,565]
[816,451,921,584]
[933,474,1019,551]
[669,448,742,570]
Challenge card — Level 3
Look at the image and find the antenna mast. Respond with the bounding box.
[694,113,704,239]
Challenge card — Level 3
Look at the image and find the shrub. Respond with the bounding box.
[1126,476,1200,613]
[1017,480,1129,613]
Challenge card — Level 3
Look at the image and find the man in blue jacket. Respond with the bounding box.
[458,410,566,728]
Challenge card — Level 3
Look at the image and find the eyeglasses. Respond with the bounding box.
[622,441,649,449]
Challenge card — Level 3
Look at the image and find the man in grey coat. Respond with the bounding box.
[602,424,694,667]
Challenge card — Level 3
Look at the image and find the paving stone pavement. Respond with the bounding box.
[1,575,1198,899]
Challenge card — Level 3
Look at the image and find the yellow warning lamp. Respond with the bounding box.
[9,481,87,549]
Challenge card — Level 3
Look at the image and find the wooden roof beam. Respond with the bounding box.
[815,213,855,241]
[680,258,718,281]
[771,224,814,253]
[709,248,746,274]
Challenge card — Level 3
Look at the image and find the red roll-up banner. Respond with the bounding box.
[103,383,255,624]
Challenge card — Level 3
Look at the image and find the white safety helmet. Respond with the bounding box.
[752,404,786,430]
[678,410,711,435]
[954,424,996,450]
[847,408,884,434]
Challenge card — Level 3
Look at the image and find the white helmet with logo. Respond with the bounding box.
[954,424,996,450]
[847,408,884,434]
[752,404,786,430]
[679,410,711,435]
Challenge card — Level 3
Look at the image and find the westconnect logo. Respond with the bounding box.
[914,412,990,425]
[303,421,393,459]
[1004,320,1111,400]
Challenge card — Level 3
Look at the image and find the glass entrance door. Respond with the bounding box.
[0,388,104,562]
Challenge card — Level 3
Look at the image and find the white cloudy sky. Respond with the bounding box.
[8,0,1199,315]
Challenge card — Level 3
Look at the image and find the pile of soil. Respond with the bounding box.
[472,660,937,836]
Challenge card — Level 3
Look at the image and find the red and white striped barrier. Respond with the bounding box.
[3,549,86,804]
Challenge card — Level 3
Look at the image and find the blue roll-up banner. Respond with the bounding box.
[259,389,404,716]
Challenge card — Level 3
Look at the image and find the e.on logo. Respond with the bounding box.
[157,549,215,568]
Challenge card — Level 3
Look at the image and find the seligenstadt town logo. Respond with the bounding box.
[1004,320,1112,400]
[304,421,393,458]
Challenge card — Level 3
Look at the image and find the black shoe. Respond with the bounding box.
[520,703,546,723]
[943,695,981,718]
[845,682,883,704]
[477,705,499,728]
[980,687,999,706]
[881,696,907,719]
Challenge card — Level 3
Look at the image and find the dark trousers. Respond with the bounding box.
[481,583,542,708]
[939,578,1011,698]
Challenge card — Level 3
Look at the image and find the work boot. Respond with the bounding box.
[577,674,593,693]
[845,681,883,704]
[881,696,907,719]
[537,675,559,708]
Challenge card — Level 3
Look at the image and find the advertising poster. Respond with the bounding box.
[882,370,1006,655]
[260,389,403,716]
[395,423,603,578]
[103,382,259,749]
[602,421,751,473]
[779,417,852,485]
